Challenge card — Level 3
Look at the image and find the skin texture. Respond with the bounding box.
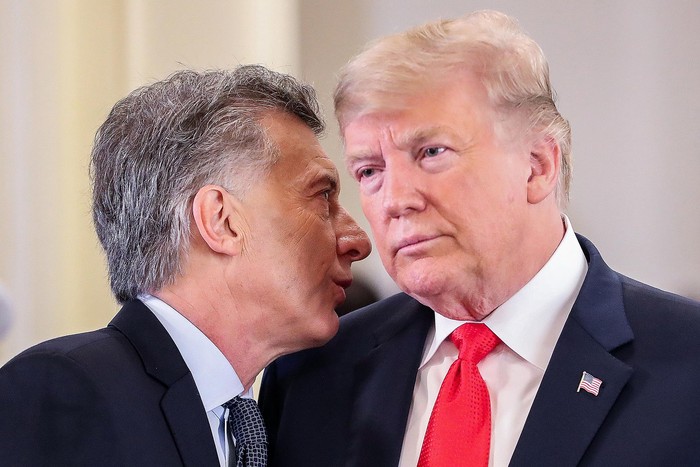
[157,111,371,389]
[233,111,372,349]
[343,73,563,321]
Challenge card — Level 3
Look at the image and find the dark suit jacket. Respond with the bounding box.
[0,299,220,466]
[260,235,700,466]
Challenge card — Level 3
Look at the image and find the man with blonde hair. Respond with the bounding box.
[261,10,700,466]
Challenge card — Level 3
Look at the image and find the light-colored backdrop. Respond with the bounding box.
[1,0,698,365]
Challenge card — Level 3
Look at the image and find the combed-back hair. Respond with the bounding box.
[335,10,572,207]
[90,65,324,303]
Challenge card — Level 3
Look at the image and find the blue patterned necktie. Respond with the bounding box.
[223,396,268,467]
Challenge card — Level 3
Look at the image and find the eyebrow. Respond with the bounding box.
[345,148,377,168]
[392,125,454,150]
[347,125,455,156]
[306,169,339,192]
[345,125,459,170]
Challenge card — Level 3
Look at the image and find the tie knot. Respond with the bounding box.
[223,396,268,447]
[449,323,500,364]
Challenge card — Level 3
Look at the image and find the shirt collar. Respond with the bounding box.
[421,215,588,371]
[138,294,249,411]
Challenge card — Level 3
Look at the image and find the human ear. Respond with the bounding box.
[527,133,561,204]
[191,185,244,256]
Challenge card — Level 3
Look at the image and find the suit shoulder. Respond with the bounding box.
[322,292,424,356]
[620,274,700,317]
[0,326,142,392]
[4,327,127,366]
[618,274,700,353]
[269,293,423,373]
[0,330,129,465]
[338,292,418,333]
[0,330,119,414]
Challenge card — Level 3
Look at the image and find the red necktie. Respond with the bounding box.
[418,323,501,467]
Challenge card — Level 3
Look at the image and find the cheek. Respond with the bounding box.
[361,208,392,262]
[293,221,338,270]
[360,197,384,234]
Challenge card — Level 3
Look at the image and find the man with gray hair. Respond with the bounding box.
[260,11,700,466]
[0,65,371,466]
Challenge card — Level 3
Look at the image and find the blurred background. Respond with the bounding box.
[1,0,699,365]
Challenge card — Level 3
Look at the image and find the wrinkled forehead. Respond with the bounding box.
[336,77,430,134]
[338,69,497,135]
[339,75,529,165]
[337,65,500,130]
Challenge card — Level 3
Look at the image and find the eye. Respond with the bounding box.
[424,146,446,158]
[320,183,337,202]
[358,168,376,179]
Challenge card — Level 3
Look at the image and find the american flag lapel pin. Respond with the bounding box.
[577,371,603,396]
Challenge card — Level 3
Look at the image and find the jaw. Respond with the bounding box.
[387,254,507,321]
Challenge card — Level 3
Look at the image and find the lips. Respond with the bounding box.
[334,277,353,289]
[394,234,439,255]
[332,279,351,307]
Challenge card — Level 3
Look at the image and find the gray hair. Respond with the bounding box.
[91,65,324,303]
[335,10,572,207]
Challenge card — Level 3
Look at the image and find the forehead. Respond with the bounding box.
[261,111,338,186]
[342,76,496,150]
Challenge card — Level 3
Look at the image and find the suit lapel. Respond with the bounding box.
[345,296,433,467]
[509,318,632,466]
[510,235,634,467]
[110,300,220,467]
[160,378,221,467]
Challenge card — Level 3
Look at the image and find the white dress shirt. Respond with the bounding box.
[398,216,588,467]
[140,294,253,467]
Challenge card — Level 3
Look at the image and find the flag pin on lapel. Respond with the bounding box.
[577,371,603,396]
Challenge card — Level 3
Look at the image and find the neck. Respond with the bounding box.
[425,211,566,321]
[153,284,274,392]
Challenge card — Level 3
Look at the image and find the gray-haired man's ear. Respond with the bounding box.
[191,185,246,257]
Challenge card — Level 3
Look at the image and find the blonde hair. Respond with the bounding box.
[335,10,572,206]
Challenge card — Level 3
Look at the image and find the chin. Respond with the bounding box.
[399,268,448,299]
[302,309,340,349]
[318,311,340,342]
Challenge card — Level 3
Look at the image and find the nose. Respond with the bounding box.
[336,207,372,262]
[381,160,425,218]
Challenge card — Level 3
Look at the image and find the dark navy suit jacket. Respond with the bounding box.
[260,235,700,466]
[0,299,220,466]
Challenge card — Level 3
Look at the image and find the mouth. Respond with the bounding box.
[394,234,440,255]
[334,277,353,290]
[332,280,350,307]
